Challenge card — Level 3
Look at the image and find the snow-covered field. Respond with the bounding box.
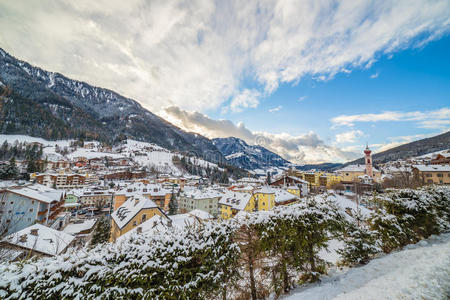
[285,233,450,300]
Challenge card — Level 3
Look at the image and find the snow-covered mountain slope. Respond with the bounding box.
[286,233,450,300]
[0,48,223,162]
[0,134,223,177]
[212,137,293,172]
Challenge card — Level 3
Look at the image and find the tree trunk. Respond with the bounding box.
[248,253,257,300]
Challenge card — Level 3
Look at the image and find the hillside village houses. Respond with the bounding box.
[0,184,66,235]
[337,145,382,184]
[110,194,168,242]
[1,223,75,262]
[412,165,450,185]
[112,182,171,211]
[178,187,224,217]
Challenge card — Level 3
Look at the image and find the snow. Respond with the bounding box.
[188,209,214,220]
[111,194,160,229]
[274,189,299,204]
[2,224,75,256]
[412,164,450,172]
[285,233,450,300]
[63,219,97,235]
[5,184,63,204]
[324,193,373,219]
[219,191,253,210]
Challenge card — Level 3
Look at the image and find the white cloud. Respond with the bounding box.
[298,96,308,102]
[335,130,364,144]
[268,105,282,113]
[0,0,448,113]
[331,108,450,128]
[161,106,359,164]
[230,89,260,112]
[370,72,379,79]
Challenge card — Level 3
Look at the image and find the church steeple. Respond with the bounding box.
[364,144,373,177]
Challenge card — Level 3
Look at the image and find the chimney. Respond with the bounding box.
[19,234,28,242]
[30,228,39,236]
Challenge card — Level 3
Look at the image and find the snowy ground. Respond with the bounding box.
[284,233,450,300]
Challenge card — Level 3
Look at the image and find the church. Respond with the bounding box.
[337,145,382,183]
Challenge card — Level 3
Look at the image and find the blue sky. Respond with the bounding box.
[1,0,449,163]
[214,36,450,151]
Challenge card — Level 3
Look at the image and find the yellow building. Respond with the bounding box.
[412,165,450,185]
[113,182,171,211]
[337,165,381,183]
[219,187,275,219]
[110,194,167,242]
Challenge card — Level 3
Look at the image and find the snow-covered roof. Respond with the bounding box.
[287,176,308,184]
[274,189,299,204]
[339,164,380,173]
[117,215,170,242]
[5,184,63,204]
[116,182,169,197]
[182,187,224,199]
[2,224,75,256]
[188,209,214,220]
[412,165,450,172]
[63,219,97,235]
[254,186,276,194]
[111,194,161,229]
[219,191,252,210]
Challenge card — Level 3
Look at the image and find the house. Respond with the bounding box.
[110,195,168,242]
[337,146,382,183]
[270,175,309,196]
[117,210,212,243]
[412,165,450,185]
[430,152,450,165]
[0,223,75,260]
[0,184,64,235]
[178,187,224,217]
[219,187,275,219]
[32,172,97,189]
[274,189,300,206]
[112,182,170,210]
[67,188,114,208]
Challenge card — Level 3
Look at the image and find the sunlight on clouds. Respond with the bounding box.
[331,108,450,128]
[0,0,448,113]
[160,106,360,164]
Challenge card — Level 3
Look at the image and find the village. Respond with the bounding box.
[0,135,449,261]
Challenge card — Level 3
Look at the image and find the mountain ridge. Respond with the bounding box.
[0,47,224,162]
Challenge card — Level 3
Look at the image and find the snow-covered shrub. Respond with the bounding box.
[337,223,381,265]
[369,186,450,253]
[0,222,240,300]
[234,196,346,298]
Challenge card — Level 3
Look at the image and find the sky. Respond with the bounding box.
[0,0,449,164]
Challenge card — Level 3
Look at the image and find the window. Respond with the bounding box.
[427,179,433,184]
[32,200,35,205]
[426,174,432,177]
[142,214,147,222]
[437,173,443,177]
[133,220,137,226]
[28,218,31,222]
[29,208,33,212]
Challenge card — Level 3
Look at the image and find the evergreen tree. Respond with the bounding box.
[338,223,380,265]
[168,188,178,215]
[90,216,111,249]
[267,171,271,185]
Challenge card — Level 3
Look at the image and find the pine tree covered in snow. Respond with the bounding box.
[89,216,111,249]
[337,223,381,265]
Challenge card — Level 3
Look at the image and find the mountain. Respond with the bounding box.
[295,162,343,171]
[212,137,294,172]
[342,131,450,167]
[0,48,223,162]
